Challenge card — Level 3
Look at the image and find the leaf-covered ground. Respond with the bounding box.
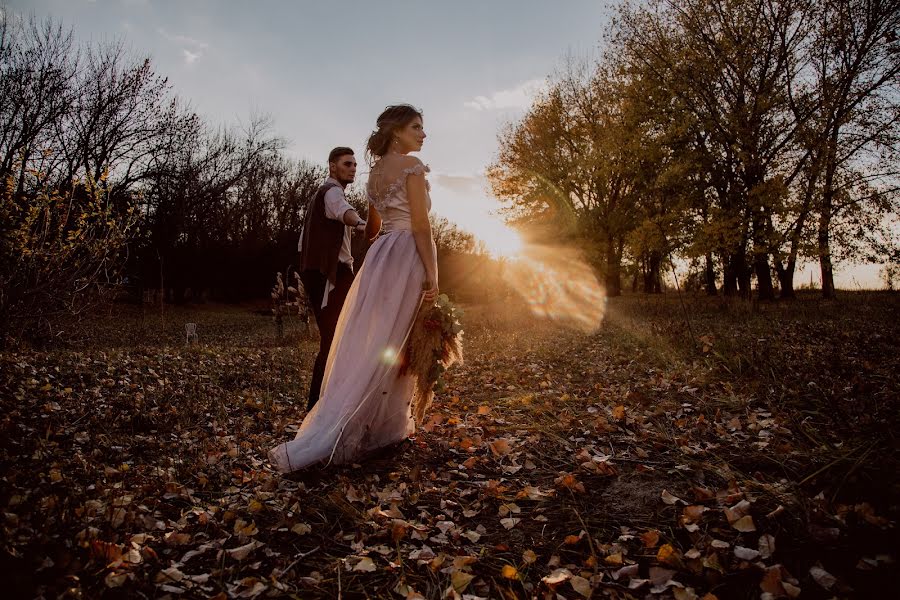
[1,293,898,599]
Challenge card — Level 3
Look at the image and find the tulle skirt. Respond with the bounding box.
[269,230,426,472]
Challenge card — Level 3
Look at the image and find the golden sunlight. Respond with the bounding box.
[455,215,606,331]
[501,245,607,332]
[480,222,524,258]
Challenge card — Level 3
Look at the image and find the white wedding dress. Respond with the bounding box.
[269,161,433,472]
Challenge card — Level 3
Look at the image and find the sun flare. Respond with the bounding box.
[445,213,606,332]
[480,224,524,259]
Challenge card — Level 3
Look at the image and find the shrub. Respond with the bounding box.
[0,174,138,345]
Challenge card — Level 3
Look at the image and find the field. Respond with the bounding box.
[1,292,898,599]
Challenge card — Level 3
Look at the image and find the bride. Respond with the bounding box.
[269,104,439,473]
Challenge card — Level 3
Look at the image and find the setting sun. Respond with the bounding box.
[478,222,524,258]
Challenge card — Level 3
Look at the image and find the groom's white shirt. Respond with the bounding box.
[299,177,355,308]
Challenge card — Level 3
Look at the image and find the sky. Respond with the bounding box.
[7,0,887,288]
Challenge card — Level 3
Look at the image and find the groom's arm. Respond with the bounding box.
[324,187,365,230]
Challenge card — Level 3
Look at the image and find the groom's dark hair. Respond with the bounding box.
[328,147,354,163]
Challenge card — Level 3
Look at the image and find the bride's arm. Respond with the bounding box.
[365,203,382,242]
[407,172,438,302]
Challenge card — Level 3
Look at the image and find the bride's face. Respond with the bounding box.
[393,116,426,153]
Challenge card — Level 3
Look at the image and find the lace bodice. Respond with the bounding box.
[366,163,432,232]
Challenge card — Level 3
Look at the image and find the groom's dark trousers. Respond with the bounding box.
[300,263,354,410]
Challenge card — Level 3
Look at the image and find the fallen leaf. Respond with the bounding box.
[657,544,681,566]
[724,500,751,523]
[489,438,511,456]
[164,531,191,546]
[522,549,537,564]
[674,588,699,600]
[783,581,801,597]
[391,520,408,543]
[613,564,639,581]
[520,485,553,500]
[758,534,775,559]
[570,575,592,597]
[105,572,128,588]
[500,517,520,530]
[649,566,676,585]
[409,545,436,562]
[683,505,707,522]
[809,565,836,590]
[233,519,258,537]
[451,571,474,592]
[501,564,518,579]
[555,473,586,493]
[640,529,661,548]
[731,515,756,532]
[661,489,683,505]
[110,508,127,528]
[734,546,760,561]
[498,502,521,517]
[226,540,264,561]
[90,540,123,563]
[542,568,573,586]
[352,556,376,572]
[155,566,185,584]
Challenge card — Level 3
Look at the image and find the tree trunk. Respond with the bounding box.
[604,237,622,297]
[753,251,775,300]
[751,209,776,300]
[723,253,739,296]
[643,251,662,294]
[704,253,717,295]
[777,174,817,300]
[776,259,796,299]
[738,263,752,299]
[819,135,838,300]
[819,212,835,299]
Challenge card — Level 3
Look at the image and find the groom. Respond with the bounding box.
[298,147,367,410]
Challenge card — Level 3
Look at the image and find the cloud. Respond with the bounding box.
[431,173,486,196]
[182,49,201,64]
[463,78,548,112]
[158,29,209,50]
[158,28,208,65]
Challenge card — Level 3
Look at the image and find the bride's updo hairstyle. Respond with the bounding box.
[366,104,423,165]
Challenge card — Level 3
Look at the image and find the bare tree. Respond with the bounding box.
[0,13,78,189]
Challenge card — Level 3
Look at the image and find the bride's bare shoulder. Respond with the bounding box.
[398,154,423,167]
[398,155,428,176]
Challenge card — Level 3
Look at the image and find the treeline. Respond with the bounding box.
[0,14,314,341]
[489,0,900,298]
[0,12,480,342]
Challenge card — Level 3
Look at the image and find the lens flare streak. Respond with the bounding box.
[501,246,606,331]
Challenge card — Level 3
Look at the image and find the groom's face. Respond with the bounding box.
[330,154,357,185]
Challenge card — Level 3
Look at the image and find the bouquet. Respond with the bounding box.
[400,292,464,424]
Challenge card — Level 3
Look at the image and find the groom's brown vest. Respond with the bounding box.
[299,182,345,285]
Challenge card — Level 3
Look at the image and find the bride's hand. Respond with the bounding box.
[422,281,439,303]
